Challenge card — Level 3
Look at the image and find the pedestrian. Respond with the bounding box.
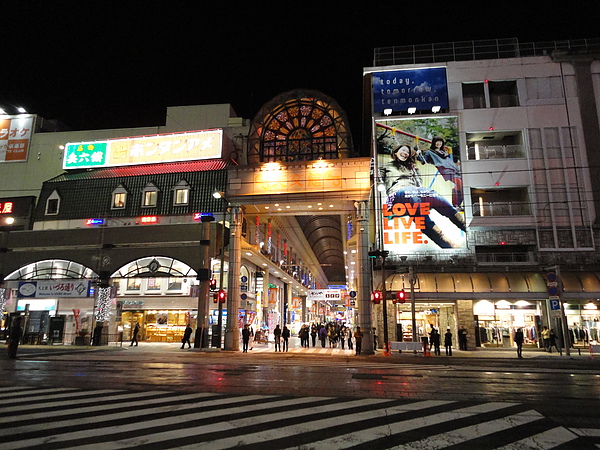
[515,328,524,358]
[347,332,353,351]
[282,325,290,352]
[130,322,140,346]
[354,326,364,355]
[339,326,346,349]
[541,326,550,351]
[430,325,441,356]
[6,317,23,359]
[458,325,468,351]
[548,329,562,355]
[310,324,317,347]
[373,327,378,351]
[241,324,251,352]
[319,325,327,348]
[181,323,193,349]
[273,324,282,352]
[444,327,453,356]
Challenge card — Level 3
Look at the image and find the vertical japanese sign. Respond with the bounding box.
[376,116,466,253]
[0,116,34,162]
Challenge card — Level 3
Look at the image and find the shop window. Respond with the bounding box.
[167,278,182,291]
[45,190,60,215]
[111,185,128,209]
[146,278,162,291]
[462,83,486,109]
[142,183,159,208]
[127,278,141,291]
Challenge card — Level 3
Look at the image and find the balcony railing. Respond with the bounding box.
[472,201,531,217]
[467,144,525,160]
[476,252,535,264]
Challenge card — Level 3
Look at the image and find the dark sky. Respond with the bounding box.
[2,2,597,154]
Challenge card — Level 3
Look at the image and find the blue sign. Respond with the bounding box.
[372,68,449,114]
[549,299,561,310]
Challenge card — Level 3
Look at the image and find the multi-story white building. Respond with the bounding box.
[364,38,600,350]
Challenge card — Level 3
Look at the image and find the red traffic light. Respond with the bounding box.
[396,289,407,304]
[372,291,382,304]
[209,279,217,291]
[218,289,227,303]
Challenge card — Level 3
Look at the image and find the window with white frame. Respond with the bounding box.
[45,190,60,215]
[111,185,128,209]
[142,183,159,207]
[173,180,190,206]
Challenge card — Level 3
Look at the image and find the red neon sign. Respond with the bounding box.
[0,202,14,214]
[140,216,158,224]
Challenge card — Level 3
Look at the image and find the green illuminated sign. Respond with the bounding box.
[64,142,108,168]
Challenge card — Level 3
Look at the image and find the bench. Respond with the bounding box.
[590,344,600,358]
[390,341,424,354]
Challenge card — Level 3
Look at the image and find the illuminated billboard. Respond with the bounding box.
[63,129,223,169]
[372,68,448,114]
[0,115,34,162]
[375,116,465,252]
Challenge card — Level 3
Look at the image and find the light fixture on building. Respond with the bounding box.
[407,107,417,114]
[383,108,393,116]
[213,191,225,199]
[431,105,441,113]
[0,107,6,115]
[17,107,27,113]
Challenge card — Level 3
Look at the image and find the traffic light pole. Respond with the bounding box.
[381,253,390,355]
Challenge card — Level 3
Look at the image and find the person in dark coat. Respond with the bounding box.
[458,326,468,351]
[181,324,193,349]
[444,327,453,356]
[130,322,140,346]
[318,326,327,348]
[282,326,290,352]
[548,329,562,355]
[241,324,251,352]
[515,328,524,358]
[273,324,282,352]
[310,324,317,347]
[354,326,364,355]
[430,326,441,356]
[7,317,23,359]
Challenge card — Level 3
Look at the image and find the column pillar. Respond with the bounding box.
[224,205,243,351]
[355,200,374,355]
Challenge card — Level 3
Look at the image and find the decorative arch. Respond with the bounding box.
[248,89,354,164]
[5,259,97,280]
[111,256,197,278]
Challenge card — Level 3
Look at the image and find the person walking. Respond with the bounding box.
[549,329,562,355]
[282,325,290,352]
[430,326,441,356]
[354,326,364,355]
[444,327,453,356]
[339,326,346,350]
[318,325,327,348]
[7,317,23,359]
[273,324,282,352]
[181,324,193,349]
[541,326,550,351]
[241,324,251,353]
[130,322,140,346]
[310,324,317,347]
[515,328,524,358]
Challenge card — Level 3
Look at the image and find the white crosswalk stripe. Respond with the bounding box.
[1,386,597,449]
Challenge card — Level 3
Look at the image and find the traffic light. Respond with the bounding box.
[395,289,407,304]
[372,291,382,304]
[209,279,217,291]
[218,289,227,303]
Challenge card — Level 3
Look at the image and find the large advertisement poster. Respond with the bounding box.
[372,68,449,115]
[376,116,466,252]
[0,116,34,162]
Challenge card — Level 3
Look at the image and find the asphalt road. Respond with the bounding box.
[1,343,599,448]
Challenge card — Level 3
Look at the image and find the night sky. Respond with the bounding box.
[2,2,597,154]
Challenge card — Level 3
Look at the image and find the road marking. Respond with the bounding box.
[496,426,580,449]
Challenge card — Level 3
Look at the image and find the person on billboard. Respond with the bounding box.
[379,144,466,248]
[420,136,464,209]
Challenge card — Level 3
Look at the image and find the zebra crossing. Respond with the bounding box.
[0,385,597,449]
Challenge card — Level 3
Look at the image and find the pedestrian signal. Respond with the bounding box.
[372,291,382,304]
[218,289,227,303]
[209,279,217,291]
[396,289,407,304]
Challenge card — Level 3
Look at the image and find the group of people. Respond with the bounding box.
[540,326,562,355]
[428,324,453,356]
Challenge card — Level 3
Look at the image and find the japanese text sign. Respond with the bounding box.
[0,116,34,162]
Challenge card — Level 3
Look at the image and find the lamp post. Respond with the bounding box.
[195,214,214,348]
[213,191,228,349]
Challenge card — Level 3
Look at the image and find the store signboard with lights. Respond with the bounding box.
[17,280,92,298]
[62,129,223,169]
[375,116,466,253]
[371,67,449,114]
[0,115,34,162]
